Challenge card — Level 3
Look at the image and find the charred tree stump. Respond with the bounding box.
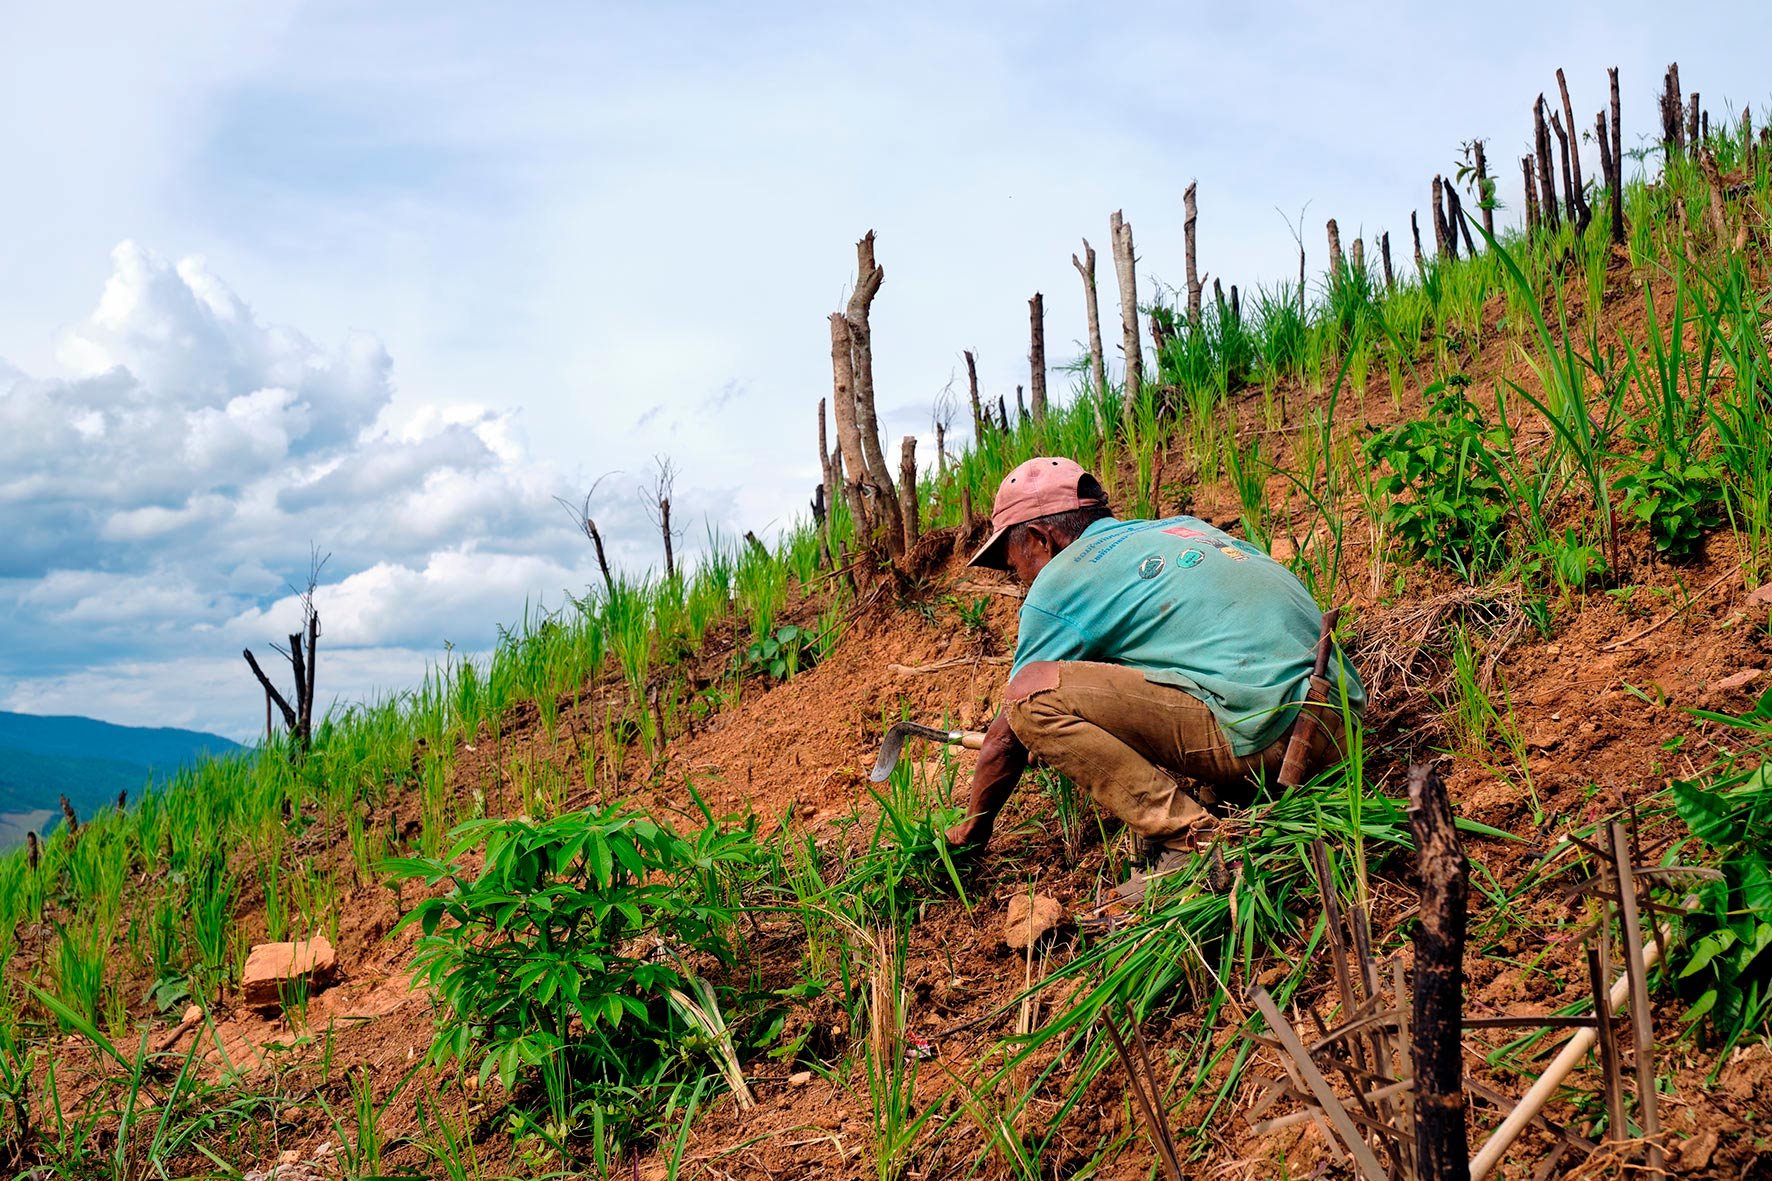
[1350,236,1364,282]
[1521,157,1541,236]
[1028,291,1048,424]
[1448,188,1476,256]
[1015,384,1027,425]
[25,831,38,871]
[1534,97,1561,233]
[1325,218,1344,284]
[1660,63,1683,160]
[1556,68,1590,230]
[1229,283,1240,323]
[1183,182,1203,326]
[1549,109,1579,230]
[996,394,1009,433]
[1430,178,1450,258]
[1109,209,1142,401]
[643,456,679,580]
[1410,211,1425,277]
[817,399,836,567]
[1609,67,1625,245]
[556,477,618,596]
[1597,109,1618,248]
[1072,239,1108,409]
[1409,764,1471,1181]
[1380,231,1395,291]
[1686,92,1700,149]
[964,348,986,442]
[1473,139,1495,237]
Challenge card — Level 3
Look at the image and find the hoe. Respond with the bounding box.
[869,721,985,782]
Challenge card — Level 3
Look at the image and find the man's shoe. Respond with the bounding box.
[1078,826,1231,933]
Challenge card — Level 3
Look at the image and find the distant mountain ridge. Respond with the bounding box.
[0,710,241,844]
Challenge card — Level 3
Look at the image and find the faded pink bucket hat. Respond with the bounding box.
[968,456,1107,569]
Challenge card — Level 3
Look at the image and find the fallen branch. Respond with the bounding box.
[888,656,1010,676]
[1597,565,1738,651]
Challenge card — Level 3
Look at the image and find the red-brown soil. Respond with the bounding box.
[21,251,1772,1180]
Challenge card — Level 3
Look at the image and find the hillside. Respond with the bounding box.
[0,710,239,846]
[2,60,1771,1181]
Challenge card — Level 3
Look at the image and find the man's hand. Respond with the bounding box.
[942,710,1028,860]
[943,816,991,853]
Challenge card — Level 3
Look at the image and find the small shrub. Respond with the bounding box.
[1362,387,1510,578]
[1615,453,1724,559]
[388,804,766,1143]
[744,624,812,680]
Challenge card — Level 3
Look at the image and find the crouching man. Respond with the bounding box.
[945,457,1364,903]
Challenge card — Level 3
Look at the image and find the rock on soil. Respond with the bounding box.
[241,937,338,1009]
[1003,893,1063,951]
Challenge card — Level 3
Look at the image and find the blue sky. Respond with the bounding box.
[1,1,1764,738]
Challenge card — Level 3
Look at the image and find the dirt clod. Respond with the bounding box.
[1002,893,1063,950]
[240,937,338,1009]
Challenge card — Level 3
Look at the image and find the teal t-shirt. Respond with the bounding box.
[1009,516,1364,755]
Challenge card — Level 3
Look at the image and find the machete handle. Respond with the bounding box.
[1278,607,1343,788]
[958,730,986,751]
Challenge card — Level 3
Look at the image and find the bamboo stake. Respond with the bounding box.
[1610,822,1664,1177]
[1468,936,1664,1180]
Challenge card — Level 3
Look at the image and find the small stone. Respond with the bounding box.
[1711,669,1763,693]
[788,1070,812,1087]
[180,1004,202,1025]
[1003,893,1063,951]
[279,1150,301,1166]
[1672,1127,1719,1171]
[1749,584,1772,609]
[240,937,337,1009]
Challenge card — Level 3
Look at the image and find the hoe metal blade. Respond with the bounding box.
[869,721,966,782]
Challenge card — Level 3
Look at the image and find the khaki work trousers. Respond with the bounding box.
[1005,661,1344,849]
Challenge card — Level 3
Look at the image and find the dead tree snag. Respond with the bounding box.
[1380,231,1395,291]
[898,436,918,554]
[243,551,325,754]
[1109,210,1141,400]
[1183,182,1202,326]
[1325,218,1344,283]
[964,349,986,442]
[1609,67,1625,244]
[643,455,680,580]
[1072,239,1108,409]
[845,231,902,558]
[1028,292,1048,423]
[1473,138,1495,237]
[830,314,873,540]
[555,474,617,596]
[1534,97,1561,232]
[1555,68,1590,230]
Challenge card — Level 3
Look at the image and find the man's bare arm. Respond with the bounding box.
[942,662,1059,851]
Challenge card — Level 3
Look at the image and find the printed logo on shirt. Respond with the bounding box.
[1176,547,1204,569]
[1216,544,1248,562]
[1161,524,1209,539]
[1137,555,1165,579]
